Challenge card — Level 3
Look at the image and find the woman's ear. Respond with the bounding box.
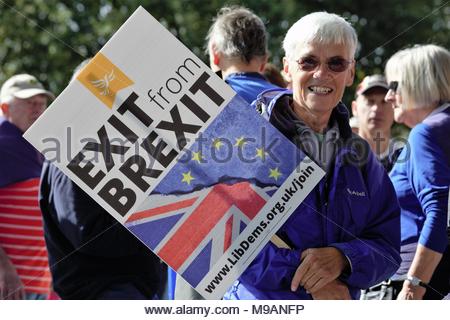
[346,62,355,87]
[282,57,293,83]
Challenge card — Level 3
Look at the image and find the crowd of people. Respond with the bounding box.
[0,6,449,300]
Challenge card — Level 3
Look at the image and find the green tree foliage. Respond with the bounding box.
[1,0,448,104]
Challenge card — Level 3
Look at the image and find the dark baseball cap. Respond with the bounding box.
[356,74,389,96]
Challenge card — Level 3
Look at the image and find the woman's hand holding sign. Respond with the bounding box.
[291,247,350,298]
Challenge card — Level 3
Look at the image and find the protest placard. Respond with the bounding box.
[24,6,325,299]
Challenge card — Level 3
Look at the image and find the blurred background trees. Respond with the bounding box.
[1,0,448,113]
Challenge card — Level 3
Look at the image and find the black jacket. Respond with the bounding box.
[39,162,164,299]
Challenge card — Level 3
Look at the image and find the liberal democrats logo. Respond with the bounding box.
[91,69,115,96]
[77,53,134,109]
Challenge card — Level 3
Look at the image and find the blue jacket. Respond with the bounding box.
[225,89,401,299]
[390,103,450,254]
[0,117,43,187]
[225,72,279,104]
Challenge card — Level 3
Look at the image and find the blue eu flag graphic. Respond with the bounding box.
[153,95,305,195]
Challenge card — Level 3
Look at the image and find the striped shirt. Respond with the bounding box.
[0,178,51,295]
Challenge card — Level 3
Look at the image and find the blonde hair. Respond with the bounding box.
[385,44,450,109]
[283,12,358,60]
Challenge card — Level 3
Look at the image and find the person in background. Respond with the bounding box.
[206,5,279,104]
[0,74,54,299]
[385,44,450,300]
[353,76,401,300]
[351,75,400,172]
[224,12,401,300]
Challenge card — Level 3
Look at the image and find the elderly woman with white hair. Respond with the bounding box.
[385,44,450,300]
[223,12,401,300]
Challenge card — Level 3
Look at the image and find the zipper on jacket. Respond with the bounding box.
[321,178,331,246]
[323,180,329,244]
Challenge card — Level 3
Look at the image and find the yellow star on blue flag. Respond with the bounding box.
[234,136,247,148]
[181,171,195,185]
[269,167,282,181]
[192,151,203,164]
[256,147,268,160]
[212,138,224,150]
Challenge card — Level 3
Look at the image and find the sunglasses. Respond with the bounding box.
[296,56,353,73]
[388,81,399,93]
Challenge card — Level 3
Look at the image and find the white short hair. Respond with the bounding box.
[283,12,358,60]
[385,44,450,109]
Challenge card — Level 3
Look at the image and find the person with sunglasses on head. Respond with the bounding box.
[385,44,450,300]
[223,12,401,300]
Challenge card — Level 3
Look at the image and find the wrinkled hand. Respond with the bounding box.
[0,258,25,299]
[291,247,349,293]
[396,282,426,300]
[311,279,351,300]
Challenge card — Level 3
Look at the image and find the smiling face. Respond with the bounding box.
[283,42,355,118]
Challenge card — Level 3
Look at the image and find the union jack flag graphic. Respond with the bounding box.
[126,182,277,286]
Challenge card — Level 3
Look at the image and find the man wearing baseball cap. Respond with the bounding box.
[0,74,54,299]
[352,74,400,172]
[0,74,54,132]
